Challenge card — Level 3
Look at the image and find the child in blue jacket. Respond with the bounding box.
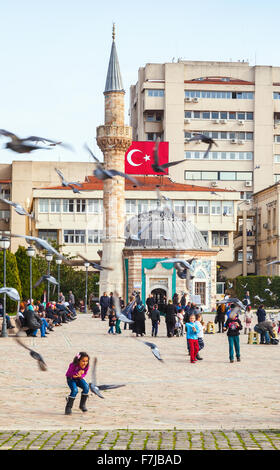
[185,313,200,363]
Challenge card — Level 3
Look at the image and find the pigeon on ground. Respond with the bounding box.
[186,133,218,158]
[113,292,134,324]
[89,358,125,399]
[142,341,164,362]
[0,287,20,302]
[76,253,113,271]
[55,168,82,194]
[0,129,73,154]
[85,144,141,186]
[10,234,70,264]
[15,337,47,371]
[151,138,186,173]
[0,198,34,218]
[33,274,58,289]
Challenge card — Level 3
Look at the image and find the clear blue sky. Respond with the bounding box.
[0,0,279,163]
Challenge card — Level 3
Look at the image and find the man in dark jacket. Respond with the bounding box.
[150,304,161,337]
[100,292,110,321]
[254,319,275,344]
[256,305,266,324]
[146,294,155,316]
[180,293,187,308]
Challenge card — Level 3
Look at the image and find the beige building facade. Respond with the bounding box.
[130,60,280,196]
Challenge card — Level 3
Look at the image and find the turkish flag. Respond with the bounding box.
[125,141,169,175]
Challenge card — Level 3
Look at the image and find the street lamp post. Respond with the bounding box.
[0,237,10,338]
[55,258,62,302]
[26,246,35,303]
[84,262,90,314]
[45,252,53,302]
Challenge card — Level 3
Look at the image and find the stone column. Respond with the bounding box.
[242,210,248,276]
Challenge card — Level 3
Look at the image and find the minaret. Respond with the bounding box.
[96,25,132,297]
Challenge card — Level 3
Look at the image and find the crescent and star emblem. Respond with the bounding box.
[127,149,151,166]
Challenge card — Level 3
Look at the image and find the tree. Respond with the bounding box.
[15,246,45,302]
[0,250,22,313]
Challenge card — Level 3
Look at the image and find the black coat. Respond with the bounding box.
[216,305,226,322]
[132,304,146,334]
[24,309,42,330]
[165,304,176,325]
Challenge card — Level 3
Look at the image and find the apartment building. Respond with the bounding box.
[130,60,280,195]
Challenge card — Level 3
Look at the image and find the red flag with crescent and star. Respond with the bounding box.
[125,141,169,175]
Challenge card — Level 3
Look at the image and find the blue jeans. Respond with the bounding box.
[228,335,240,360]
[254,325,270,344]
[67,378,89,398]
[108,326,114,334]
[32,318,48,337]
[152,320,159,337]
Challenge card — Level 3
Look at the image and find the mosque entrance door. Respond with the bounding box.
[151,288,167,311]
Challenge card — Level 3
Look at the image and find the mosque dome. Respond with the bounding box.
[124,207,209,250]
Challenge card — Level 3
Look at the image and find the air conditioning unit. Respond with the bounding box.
[4,218,9,223]
[184,138,190,143]
[238,120,245,125]
[231,138,237,144]
[185,97,192,102]
[213,119,220,124]
[263,223,269,229]
[245,180,252,187]
[220,119,227,124]
[184,118,191,123]
[195,139,201,144]
[211,181,218,187]
[192,97,199,103]
[238,140,244,145]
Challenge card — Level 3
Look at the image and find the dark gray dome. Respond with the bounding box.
[125,207,209,250]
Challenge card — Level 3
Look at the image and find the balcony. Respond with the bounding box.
[234,231,256,250]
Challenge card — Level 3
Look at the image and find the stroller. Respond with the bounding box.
[174,315,184,337]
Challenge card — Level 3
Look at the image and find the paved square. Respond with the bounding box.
[0,312,279,433]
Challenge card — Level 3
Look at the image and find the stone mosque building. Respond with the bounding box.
[95,26,218,310]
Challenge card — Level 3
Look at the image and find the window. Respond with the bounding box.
[126,200,137,214]
[147,89,164,97]
[195,282,206,305]
[138,200,149,214]
[211,201,221,215]
[220,172,236,181]
[274,92,280,99]
[237,112,245,120]
[198,201,209,215]
[246,112,253,120]
[173,200,185,214]
[50,199,61,213]
[185,90,254,99]
[274,155,280,163]
[222,201,234,216]
[212,231,229,246]
[216,282,225,295]
[185,171,201,180]
[237,172,252,181]
[39,199,49,213]
[200,231,208,243]
[88,230,103,244]
[64,229,85,244]
[63,199,74,212]
[38,230,57,242]
[185,130,253,141]
[229,112,236,120]
[76,199,86,213]
[275,135,280,143]
[187,200,196,214]
[274,174,280,183]
[1,189,10,200]
[212,111,219,119]
[202,111,210,119]
[193,111,200,119]
[185,111,192,118]
[88,199,101,213]
[0,210,10,220]
[201,171,218,180]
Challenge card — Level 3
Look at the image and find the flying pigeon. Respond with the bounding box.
[186,133,218,158]
[0,129,73,154]
[217,298,246,311]
[151,138,186,173]
[264,288,273,296]
[142,341,164,362]
[227,282,233,289]
[160,258,195,280]
[10,234,70,264]
[113,292,134,324]
[76,253,113,271]
[0,197,34,218]
[15,337,47,371]
[254,295,264,303]
[268,278,272,285]
[0,287,20,302]
[130,222,152,241]
[55,168,82,194]
[33,274,58,289]
[266,260,280,266]
[84,144,141,186]
[89,358,125,399]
